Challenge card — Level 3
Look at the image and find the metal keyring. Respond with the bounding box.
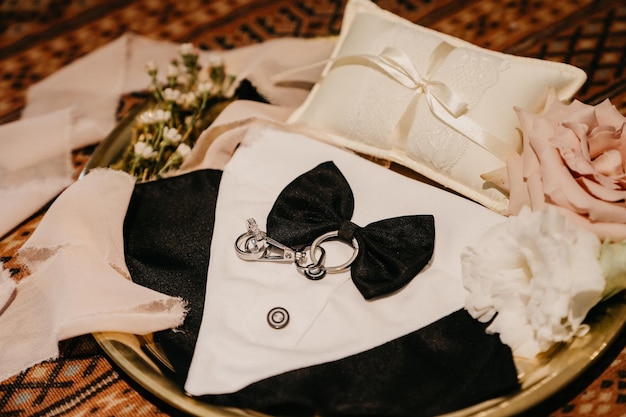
[309,231,359,274]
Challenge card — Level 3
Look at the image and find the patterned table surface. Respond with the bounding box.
[1,1,626,416]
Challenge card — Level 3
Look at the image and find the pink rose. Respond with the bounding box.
[507,91,626,241]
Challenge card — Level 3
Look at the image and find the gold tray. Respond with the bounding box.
[86,99,626,417]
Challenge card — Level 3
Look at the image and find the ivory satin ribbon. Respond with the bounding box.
[328,43,521,161]
[278,42,521,162]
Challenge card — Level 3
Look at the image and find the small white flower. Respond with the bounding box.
[159,143,193,175]
[134,141,147,154]
[145,60,157,74]
[153,109,171,123]
[163,126,182,144]
[196,81,213,94]
[206,53,223,67]
[134,142,158,159]
[163,88,181,102]
[166,64,179,78]
[179,42,195,56]
[177,72,191,86]
[175,143,192,158]
[462,205,605,358]
[177,91,197,107]
[138,110,156,125]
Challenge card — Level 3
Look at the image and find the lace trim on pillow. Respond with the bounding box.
[328,44,520,163]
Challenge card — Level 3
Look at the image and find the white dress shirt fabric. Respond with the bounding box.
[185,124,505,395]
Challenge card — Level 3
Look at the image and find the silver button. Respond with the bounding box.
[267,307,289,329]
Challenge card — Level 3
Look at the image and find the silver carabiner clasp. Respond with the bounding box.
[235,218,298,263]
[234,219,358,282]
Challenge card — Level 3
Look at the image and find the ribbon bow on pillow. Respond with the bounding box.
[266,161,435,300]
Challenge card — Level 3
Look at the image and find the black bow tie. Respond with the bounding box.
[266,161,435,300]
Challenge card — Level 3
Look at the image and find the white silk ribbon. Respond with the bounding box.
[328,44,520,161]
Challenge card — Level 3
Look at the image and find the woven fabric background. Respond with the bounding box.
[1,0,626,416]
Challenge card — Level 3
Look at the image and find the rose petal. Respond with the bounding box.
[616,177,626,189]
[590,174,625,191]
[539,146,626,223]
[505,154,530,214]
[580,177,626,202]
[595,99,626,127]
[591,149,624,177]
[536,146,581,212]
[561,121,592,161]
[556,205,626,241]
[552,125,595,176]
[527,172,547,211]
[562,101,597,126]
[588,126,624,158]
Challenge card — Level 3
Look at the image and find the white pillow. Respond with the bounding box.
[288,0,587,213]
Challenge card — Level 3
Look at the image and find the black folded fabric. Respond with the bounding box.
[123,169,222,385]
[123,168,520,417]
[205,308,518,417]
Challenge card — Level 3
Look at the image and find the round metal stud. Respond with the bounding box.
[267,307,290,329]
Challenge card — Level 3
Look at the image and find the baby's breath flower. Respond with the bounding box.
[207,53,223,68]
[177,72,191,87]
[165,64,179,87]
[177,92,197,108]
[163,126,182,145]
[179,43,195,56]
[153,109,171,123]
[134,142,158,160]
[166,64,179,78]
[176,143,192,158]
[197,81,213,95]
[120,42,235,182]
[163,88,181,103]
[138,110,156,125]
[145,60,157,76]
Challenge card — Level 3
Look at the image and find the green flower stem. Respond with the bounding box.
[181,124,194,144]
[158,153,181,176]
[152,123,164,148]
[150,73,165,102]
